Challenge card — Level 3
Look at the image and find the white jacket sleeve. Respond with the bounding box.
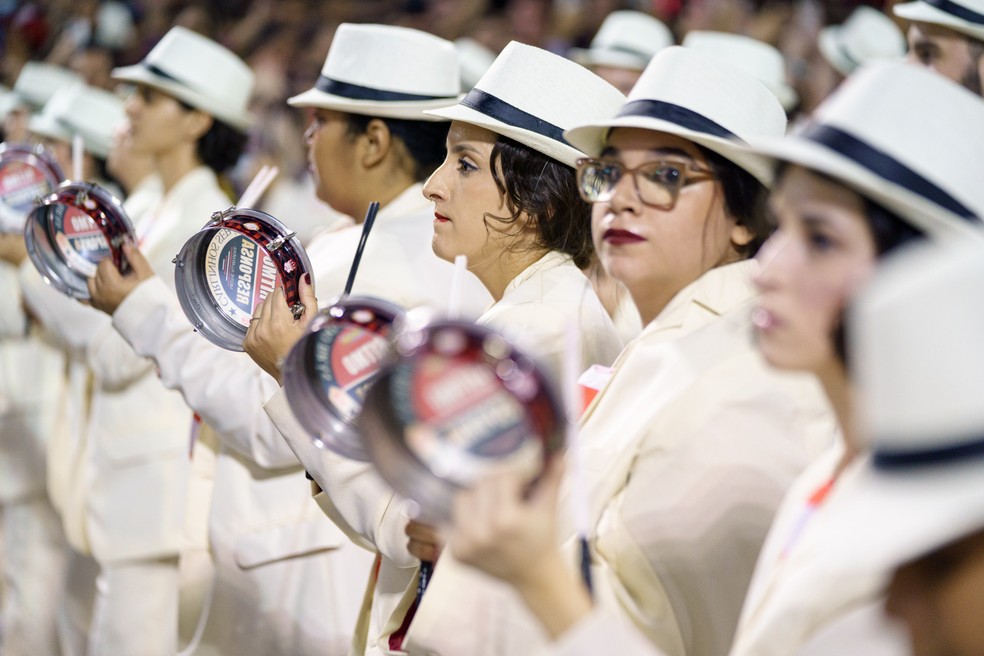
[538,610,666,656]
[112,275,299,470]
[265,387,417,568]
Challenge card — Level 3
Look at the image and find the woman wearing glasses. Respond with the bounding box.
[427,47,836,656]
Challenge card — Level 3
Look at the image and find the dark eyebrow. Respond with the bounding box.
[598,145,697,162]
[450,143,482,156]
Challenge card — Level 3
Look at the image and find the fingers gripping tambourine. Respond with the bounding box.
[357,312,565,524]
[174,207,312,351]
[282,295,404,461]
[24,181,135,299]
[0,143,64,234]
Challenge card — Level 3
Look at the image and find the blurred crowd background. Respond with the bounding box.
[0,0,908,206]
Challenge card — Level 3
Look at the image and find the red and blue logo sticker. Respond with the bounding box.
[312,321,390,422]
[204,228,281,328]
[0,161,57,232]
[50,204,111,277]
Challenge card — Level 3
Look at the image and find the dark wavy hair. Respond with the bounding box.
[345,113,449,181]
[696,145,772,257]
[485,135,594,269]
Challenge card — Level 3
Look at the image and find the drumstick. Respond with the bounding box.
[564,317,593,596]
[72,134,84,180]
[447,255,468,320]
[343,201,380,296]
[237,164,279,209]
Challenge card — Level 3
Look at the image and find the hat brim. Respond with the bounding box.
[425,103,586,168]
[288,88,461,122]
[112,64,252,132]
[818,27,855,77]
[817,455,984,575]
[568,48,649,72]
[894,1,984,41]
[564,116,776,185]
[28,114,71,146]
[741,134,981,239]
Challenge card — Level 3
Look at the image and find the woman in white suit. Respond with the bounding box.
[447,61,984,656]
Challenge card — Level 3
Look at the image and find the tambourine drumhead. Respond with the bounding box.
[174,207,312,351]
[0,143,64,233]
[282,295,404,461]
[359,316,563,523]
[24,181,133,299]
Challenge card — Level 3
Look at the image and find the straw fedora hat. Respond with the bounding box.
[12,62,83,111]
[425,41,625,168]
[569,10,674,71]
[112,26,254,132]
[455,37,497,92]
[29,84,125,159]
[288,24,461,121]
[742,61,984,238]
[894,0,984,42]
[819,6,906,77]
[814,234,984,573]
[682,31,799,111]
[564,46,786,185]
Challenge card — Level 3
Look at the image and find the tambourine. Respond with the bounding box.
[173,207,312,351]
[24,181,134,299]
[358,312,564,523]
[0,143,64,233]
[282,295,404,461]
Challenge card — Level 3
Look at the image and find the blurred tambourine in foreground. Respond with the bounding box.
[358,312,564,523]
[24,181,134,299]
[0,143,64,233]
[174,207,311,351]
[282,295,404,461]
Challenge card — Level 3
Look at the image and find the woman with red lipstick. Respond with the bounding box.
[430,46,837,656]
[446,61,984,656]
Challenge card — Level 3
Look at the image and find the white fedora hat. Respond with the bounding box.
[564,46,786,185]
[814,235,984,573]
[569,11,674,71]
[12,62,83,111]
[894,0,984,42]
[288,24,461,121]
[742,61,984,238]
[819,6,906,77]
[682,31,799,111]
[425,41,625,168]
[29,84,125,159]
[112,26,254,132]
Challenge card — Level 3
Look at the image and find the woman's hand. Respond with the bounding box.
[405,520,444,563]
[450,457,592,639]
[88,242,156,314]
[243,274,316,384]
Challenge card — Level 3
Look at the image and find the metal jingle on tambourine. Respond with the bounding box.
[358,315,564,523]
[0,142,64,234]
[23,180,133,300]
[281,295,405,461]
[173,206,312,351]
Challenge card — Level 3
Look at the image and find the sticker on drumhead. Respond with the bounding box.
[203,228,281,327]
[50,204,110,277]
[312,322,390,422]
[0,161,56,231]
[390,354,542,484]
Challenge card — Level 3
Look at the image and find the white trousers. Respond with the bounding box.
[87,558,179,656]
[0,494,68,656]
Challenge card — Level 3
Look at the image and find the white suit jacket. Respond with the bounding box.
[18,167,220,562]
[266,250,624,655]
[402,260,836,656]
[730,449,909,656]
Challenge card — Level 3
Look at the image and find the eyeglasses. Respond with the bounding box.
[575,157,715,210]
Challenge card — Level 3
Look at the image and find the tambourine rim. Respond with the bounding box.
[23,180,134,299]
[173,206,313,351]
[0,142,65,232]
[282,294,405,460]
[359,319,565,522]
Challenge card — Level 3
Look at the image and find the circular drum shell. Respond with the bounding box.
[281,295,404,461]
[23,181,133,299]
[358,315,564,523]
[173,207,312,351]
[0,142,64,233]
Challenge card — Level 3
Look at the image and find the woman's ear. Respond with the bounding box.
[185,109,213,142]
[731,223,754,249]
[360,118,392,169]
